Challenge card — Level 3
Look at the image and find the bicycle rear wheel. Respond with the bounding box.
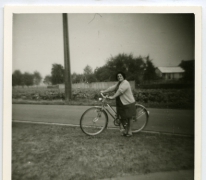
[132,105,149,133]
[80,107,108,136]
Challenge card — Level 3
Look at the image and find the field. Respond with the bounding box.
[12,86,194,109]
[12,123,194,180]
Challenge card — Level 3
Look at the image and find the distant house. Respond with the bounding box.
[155,67,185,80]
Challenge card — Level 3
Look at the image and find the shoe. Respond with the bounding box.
[121,133,132,137]
[125,134,132,137]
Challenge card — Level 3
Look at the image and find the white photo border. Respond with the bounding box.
[4,6,202,180]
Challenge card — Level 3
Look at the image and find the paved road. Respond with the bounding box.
[12,104,194,135]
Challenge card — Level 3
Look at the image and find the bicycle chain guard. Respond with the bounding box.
[114,118,120,126]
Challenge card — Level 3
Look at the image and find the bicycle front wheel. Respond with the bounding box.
[80,107,108,136]
[132,105,149,133]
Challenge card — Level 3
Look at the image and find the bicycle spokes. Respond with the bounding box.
[93,117,99,123]
[96,109,102,117]
[80,107,108,136]
[136,109,145,119]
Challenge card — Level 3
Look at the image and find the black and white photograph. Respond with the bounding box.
[4,6,201,180]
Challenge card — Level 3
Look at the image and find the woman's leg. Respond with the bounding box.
[127,118,133,135]
[119,123,126,134]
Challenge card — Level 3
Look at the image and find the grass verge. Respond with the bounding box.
[12,122,194,180]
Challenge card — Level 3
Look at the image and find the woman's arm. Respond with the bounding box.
[100,84,117,94]
[108,80,129,99]
[108,90,122,99]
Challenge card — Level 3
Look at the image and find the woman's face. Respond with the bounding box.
[117,73,124,82]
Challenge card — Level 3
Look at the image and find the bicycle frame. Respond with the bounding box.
[101,102,117,120]
[98,93,149,124]
[95,93,120,126]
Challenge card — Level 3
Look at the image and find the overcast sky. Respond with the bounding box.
[12,13,194,78]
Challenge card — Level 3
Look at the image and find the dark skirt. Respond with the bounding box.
[116,96,136,125]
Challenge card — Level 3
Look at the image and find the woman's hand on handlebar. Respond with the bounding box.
[100,91,107,98]
[107,96,115,100]
[100,91,115,100]
[100,92,110,99]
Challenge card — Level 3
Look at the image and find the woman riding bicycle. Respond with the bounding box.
[100,72,136,137]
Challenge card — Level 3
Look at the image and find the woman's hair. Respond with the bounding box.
[115,71,126,80]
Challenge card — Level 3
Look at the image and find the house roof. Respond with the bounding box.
[157,67,185,73]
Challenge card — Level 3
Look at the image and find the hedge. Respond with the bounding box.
[12,87,194,109]
[138,83,194,89]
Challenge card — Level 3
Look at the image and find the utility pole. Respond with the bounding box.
[62,13,72,101]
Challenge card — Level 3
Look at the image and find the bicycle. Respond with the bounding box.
[80,93,149,136]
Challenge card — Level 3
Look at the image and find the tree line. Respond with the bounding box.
[12,70,42,87]
[45,53,158,85]
[12,53,194,87]
[12,53,158,86]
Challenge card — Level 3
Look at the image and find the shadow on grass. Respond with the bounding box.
[12,122,194,180]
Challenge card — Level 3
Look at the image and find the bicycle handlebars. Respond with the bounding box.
[100,92,107,99]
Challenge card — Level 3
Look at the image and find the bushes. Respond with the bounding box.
[12,87,64,100]
[133,89,194,109]
[12,87,194,109]
[12,87,100,101]
[139,83,194,89]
